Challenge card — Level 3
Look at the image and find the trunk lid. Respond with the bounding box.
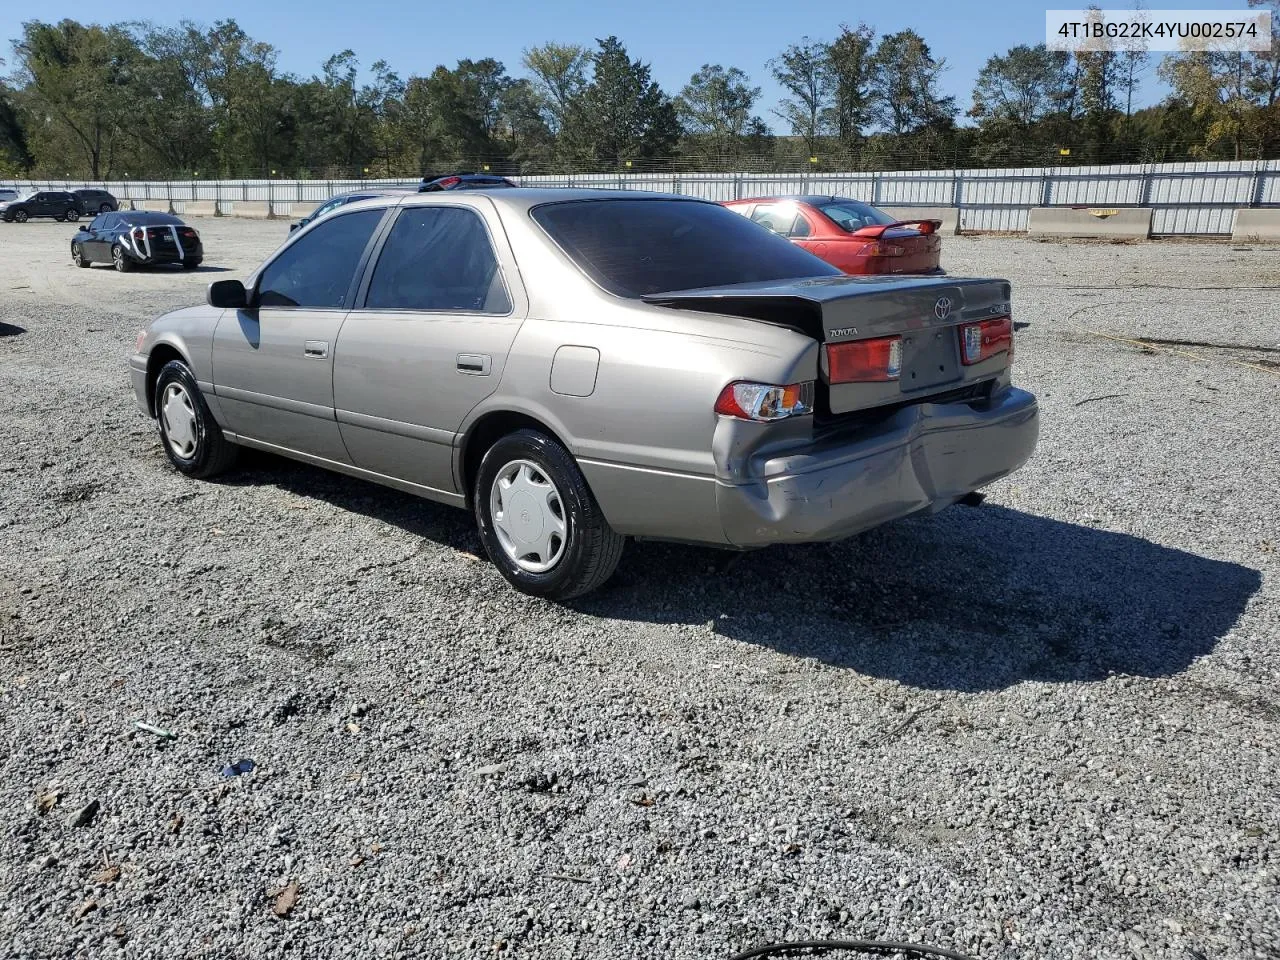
[871,227,940,273]
[644,274,1011,416]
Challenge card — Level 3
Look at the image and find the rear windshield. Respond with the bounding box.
[124,213,183,226]
[531,199,839,297]
[817,200,897,232]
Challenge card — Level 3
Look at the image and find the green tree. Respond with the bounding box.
[521,42,590,138]
[576,37,680,167]
[13,20,138,177]
[828,23,876,150]
[971,44,1074,127]
[768,39,833,157]
[869,29,957,135]
[677,64,760,167]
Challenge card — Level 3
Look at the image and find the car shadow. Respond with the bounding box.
[0,322,25,337]
[222,451,1260,693]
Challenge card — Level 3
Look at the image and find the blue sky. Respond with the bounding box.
[1,0,1261,129]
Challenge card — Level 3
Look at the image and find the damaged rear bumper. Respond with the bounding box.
[716,387,1039,547]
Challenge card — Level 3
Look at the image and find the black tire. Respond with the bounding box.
[65,208,79,222]
[71,243,90,268]
[474,428,624,600]
[153,360,238,479]
[13,210,28,223]
[182,259,201,270]
[99,203,112,213]
[112,244,133,272]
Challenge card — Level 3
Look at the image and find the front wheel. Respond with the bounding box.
[64,209,79,222]
[99,203,112,213]
[153,360,238,478]
[112,244,133,272]
[71,243,90,268]
[13,210,28,223]
[475,429,624,600]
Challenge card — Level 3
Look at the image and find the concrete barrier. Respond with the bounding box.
[270,200,318,219]
[1028,206,1153,240]
[1231,208,1280,242]
[879,206,960,235]
[177,200,218,217]
[229,201,272,219]
[134,199,172,214]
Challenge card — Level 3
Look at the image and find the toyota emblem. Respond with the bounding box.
[934,297,953,321]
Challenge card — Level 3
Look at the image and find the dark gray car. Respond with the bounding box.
[0,190,82,222]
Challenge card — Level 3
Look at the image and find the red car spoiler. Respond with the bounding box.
[851,219,943,238]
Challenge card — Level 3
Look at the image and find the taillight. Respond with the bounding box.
[825,336,902,383]
[959,316,1013,365]
[714,381,813,421]
[856,241,905,257]
[180,228,197,239]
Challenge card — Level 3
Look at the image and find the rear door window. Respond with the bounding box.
[256,209,385,309]
[365,206,511,313]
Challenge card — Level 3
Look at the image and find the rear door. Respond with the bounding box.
[333,201,525,495]
[211,206,389,462]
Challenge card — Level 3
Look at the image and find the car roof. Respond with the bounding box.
[383,188,709,214]
[115,211,184,224]
[318,187,418,204]
[730,195,876,206]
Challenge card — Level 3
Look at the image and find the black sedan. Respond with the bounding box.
[71,212,203,272]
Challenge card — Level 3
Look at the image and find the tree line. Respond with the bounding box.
[0,8,1277,181]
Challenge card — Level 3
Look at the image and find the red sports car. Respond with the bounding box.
[721,196,943,276]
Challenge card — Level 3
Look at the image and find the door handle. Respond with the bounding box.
[304,340,329,358]
[456,354,491,376]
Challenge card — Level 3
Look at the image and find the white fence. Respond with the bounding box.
[5,160,1279,235]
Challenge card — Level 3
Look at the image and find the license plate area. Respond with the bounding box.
[901,328,961,392]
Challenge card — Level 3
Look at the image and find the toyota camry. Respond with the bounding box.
[129,190,1038,599]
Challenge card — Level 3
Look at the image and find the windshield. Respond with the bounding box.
[532,199,839,297]
[818,199,897,232]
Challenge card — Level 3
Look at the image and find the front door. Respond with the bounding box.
[211,206,388,463]
[85,214,115,260]
[333,203,526,495]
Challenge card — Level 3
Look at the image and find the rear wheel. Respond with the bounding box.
[64,208,79,222]
[153,360,238,479]
[112,244,133,272]
[474,429,624,600]
[14,210,28,223]
[71,243,90,268]
[99,203,112,213]
[182,259,201,270]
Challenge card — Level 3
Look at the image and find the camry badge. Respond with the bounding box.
[934,297,953,321]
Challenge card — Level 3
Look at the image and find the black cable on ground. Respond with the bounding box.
[728,939,978,960]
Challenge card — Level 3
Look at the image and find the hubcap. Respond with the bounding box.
[72,245,82,264]
[160,383,198,459]
[489,459,567,573]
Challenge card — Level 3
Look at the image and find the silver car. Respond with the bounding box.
[130,189,1039,599]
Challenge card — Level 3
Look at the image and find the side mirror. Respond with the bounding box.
[208,279,248,309]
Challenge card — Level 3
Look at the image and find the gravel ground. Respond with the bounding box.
[1,218,1277,960]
